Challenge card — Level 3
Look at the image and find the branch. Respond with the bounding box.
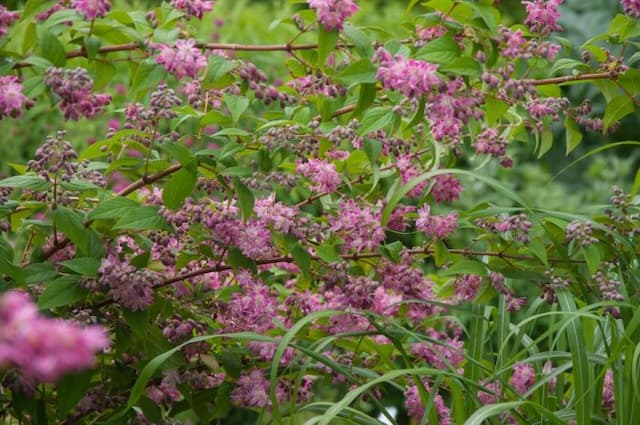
[93,246,584,308]
[40,163,183,260]
[527,71,617,86]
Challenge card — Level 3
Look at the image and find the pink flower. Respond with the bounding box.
[297,159,341,193]
[431,174,463,203]
[71,0,111,20]
[0,6,20,36]
[0,76,28,118]
[156,39,207,80]
[0,291,109,382]
[602,369,615,409]
[171,0,214,19]
[405,381,452,424]
[510,363,536,395]
[455,274,482,302]
[329,199,385,253]
[416,205,458,239]
[621,0,640,17]
[308,0,359,31]
[522,0,563,36]
[502,28,527,58]
[375,49,440,98]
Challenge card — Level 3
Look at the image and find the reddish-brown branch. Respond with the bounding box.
[93,246,584,308]
[40,163,183,260]
[527,71,617,86]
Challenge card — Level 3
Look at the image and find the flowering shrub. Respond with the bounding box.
[0,0,638,424]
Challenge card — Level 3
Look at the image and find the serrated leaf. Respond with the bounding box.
[38,276,88,310]
[0,175,50,191]
[443,56,482,77]
[88,197,140,220]
[162,167,197,210]
[317,25,339,67]
[61,257,101,276]
[358,107,394,136]
[564,117,583,155]
[52,207,89,255]
[440,260,487,276]
[232,178,254,221]
[335,59,377,85]
[604,95,634,132]
[223,94,250,125]
[113,206,169,231]
[415,35,460,65]
[39,28,66,67]
[314,243,343,263]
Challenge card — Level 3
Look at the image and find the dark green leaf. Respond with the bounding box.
[223,94,250,125]
[57,371,93,418]
[52,207,89,255]
[564,117,583,155]
[336,59,377,85]
[416,35,460,65]
[38,275,88,310]
[232,178,254,221]
[61,257,101,276]
[39,28,66,67]
[162,167,198,210]
[113,206,170,231]
[358,107,394,136]
[0,175,50,191]
[603,95,634,132]
[317,25,339,67]
[314,243,343,263]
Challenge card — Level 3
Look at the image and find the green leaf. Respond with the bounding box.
[88,197,140,220]
[39,28,66,67]
[0,175,50,191]
[440,260,487,276]
[353,82,378,118]
[378,241,404,263]
[57,371,93,418]
[38,275,88,310]
[537,126,553,158]
[207,54,237,82]
[223,94,250,125]
[317,25,339,67]
[52,207,89,255]
[358,107,394,136]
[443,56,482,77]
[61,257,101,276]
[464,402,524,425]
[220,166,253,177]
[157,142,196,166]
[342,23,373,58]
[84,37,101,60]
[336,59,377,85]
[564,117,583,155]
[232,178,254,221]
[291,244,312,281]
[415,35,461,65]
[162,167,197,210]
[603,95,634,132]
[113,206,169,231]
[556,291,594,425]
[581,244,601,275]
[314,243,343,263]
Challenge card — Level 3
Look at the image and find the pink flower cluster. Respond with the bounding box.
[156,39,208,80]
[71,0,112,20]
[0,5,19,37]
[416,205,458,239]
[621,0,640,17]
[329,199,385,253]
[0,291,109,382]
[522,0,563,36]
[296,159,341,193]
[0,76,29,119]
[171,0,214,19]
[44,67,111,121]
[431,174,463,203]
[374,48,440,99]
[405,380,452,424]
[510,363,535,395]
[307,0,359,31]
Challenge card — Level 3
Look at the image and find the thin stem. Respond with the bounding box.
[527,71,617,86]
